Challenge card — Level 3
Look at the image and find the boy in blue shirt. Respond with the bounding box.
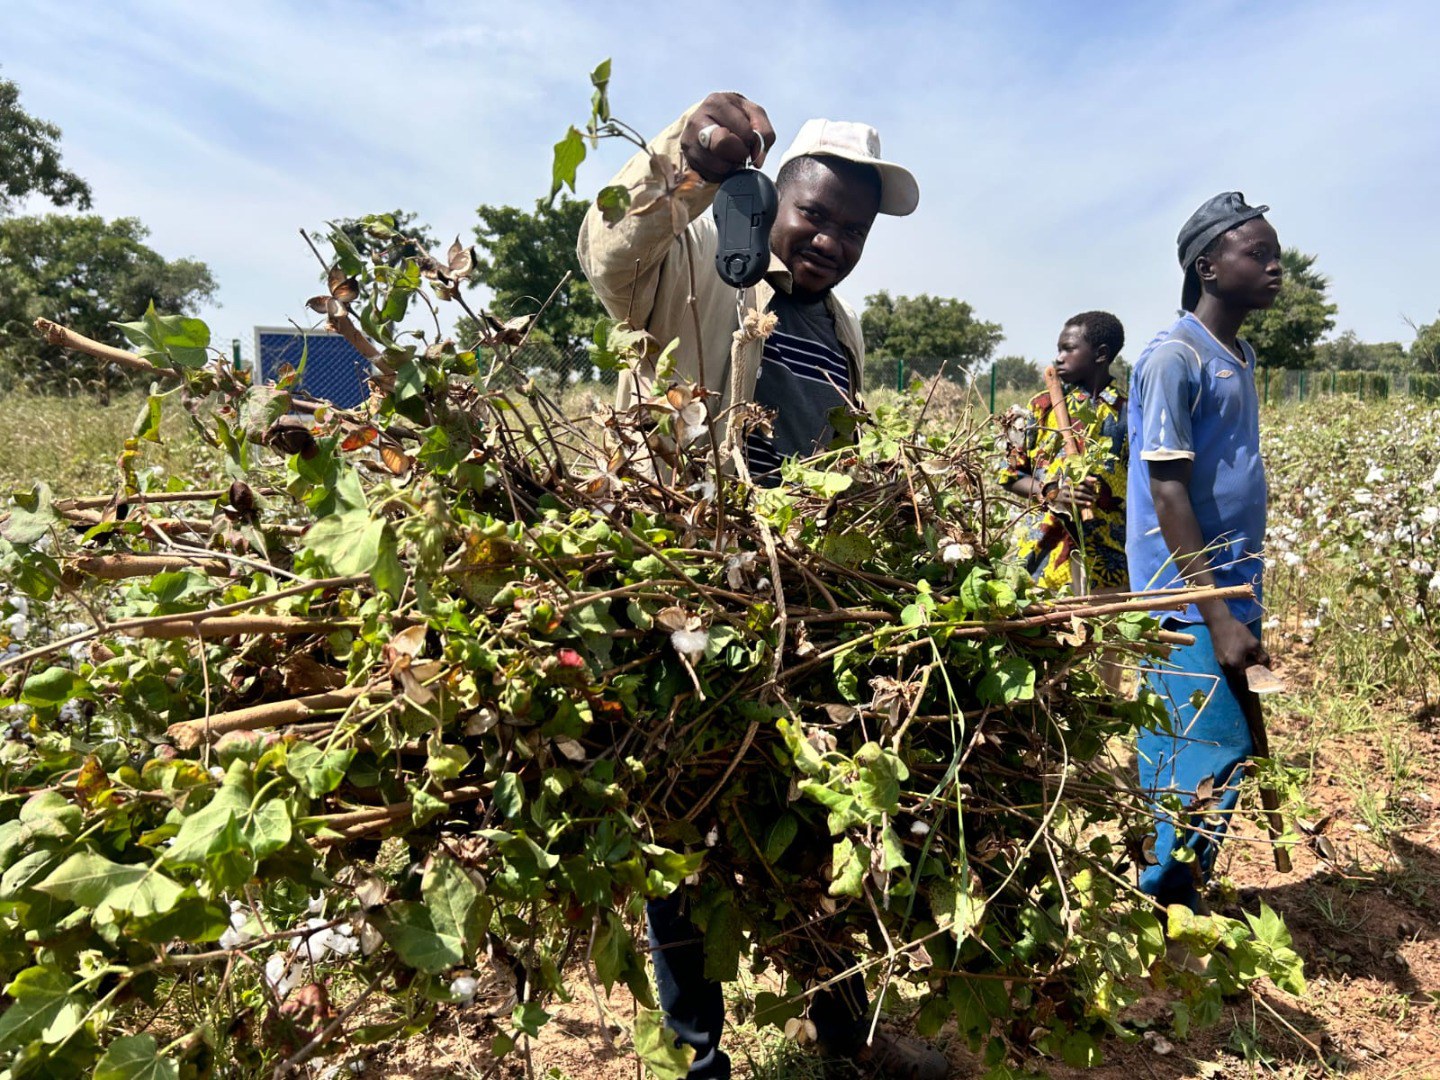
[1126,192,1281,911]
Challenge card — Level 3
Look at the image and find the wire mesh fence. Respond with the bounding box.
[219,330,1440,414]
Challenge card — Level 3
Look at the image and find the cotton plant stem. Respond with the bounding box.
[69,553,232,580]
[0,573,367,672]
[166,685,380,749]
[32,317,181,380]
[308,784,490,841]
[54,488,283,512]
[135,614,354,641]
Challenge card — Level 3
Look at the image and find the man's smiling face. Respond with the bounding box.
[770,157,881,301]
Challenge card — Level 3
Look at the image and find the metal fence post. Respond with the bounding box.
[1330,369,1336,396]
[1263,367,1270,405]
[989,364,997,413]
[232,339,242,369]
[896,358,905,392]
[1299,370,1306,402]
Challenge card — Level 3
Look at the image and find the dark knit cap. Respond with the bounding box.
[1178,192,1269,311]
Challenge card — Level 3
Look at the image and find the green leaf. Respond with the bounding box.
[976,657,1036,705]
[633,1006,694,1080]
[242,796,292,858]
[305,511,384,577]
[19,666,85,708]
[95,1034,180,1080]
[1,482,56,545]
[0,965,87,1053]
[112,302,211,369]
[589,58,612,126]
[285,743,355,798]
[820,530,875,568]
[763,814,798,862]
[828,836,866,898]
[382,856,482,974]
[426,733,471,782]
[511,1000,550,1037]
[493,772,524,820]
[596,184,631,225]
[132,393,164,443]
[35,851,185,919]
[855,743,908,814]
[550,126,587,200]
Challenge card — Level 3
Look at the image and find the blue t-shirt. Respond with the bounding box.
[1125,313,1267,623]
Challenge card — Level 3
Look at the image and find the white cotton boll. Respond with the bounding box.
[265,954,305,997]
[1283,552,1302,568]
[1421,507,1440,527]
[4,613,28,639]
[6,596,28,617]
[670,628,709,662]
[1353,490,1373,505]
[58,621,89,636]
[449,975,479,1003]
[1429,571,1440,595]
[324,930,359,959]
[209,766,225,781]
[1365,466,1386,484]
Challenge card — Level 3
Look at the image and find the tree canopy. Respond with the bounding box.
[461,196,603,357]
[1409,314,1440,373]
[0,215,217,393]
[0,75,92,213]
[861,291,1004,378]
[987,355,1042,391]
[1240,248,1337,369]
[1314,330,1410,372]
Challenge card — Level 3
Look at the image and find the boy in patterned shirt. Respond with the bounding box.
[1000,311,1128,596]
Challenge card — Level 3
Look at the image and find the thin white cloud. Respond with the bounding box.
[2,0,1437,363]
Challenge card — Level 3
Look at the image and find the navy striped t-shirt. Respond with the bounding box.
[744,292,853,479]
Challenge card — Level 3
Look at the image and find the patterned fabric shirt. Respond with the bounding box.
[999,382,1129,592]
[745,291,853,479]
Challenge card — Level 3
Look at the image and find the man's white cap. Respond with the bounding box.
[777,119,920,217]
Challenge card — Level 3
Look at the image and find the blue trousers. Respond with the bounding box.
[647,893,868,1078]
[1137,619,1260,910]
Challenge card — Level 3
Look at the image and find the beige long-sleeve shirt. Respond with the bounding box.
[576,101,866,451]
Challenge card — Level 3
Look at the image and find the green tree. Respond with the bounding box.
[0,215,217,395]
[459,196,603,363]
[1240,248,1337,369]
[1409,314,1440,373]
[0,74,92,213]
[987,355,1041,391]
[861,291,1003,379]
[1314,330,1410,372]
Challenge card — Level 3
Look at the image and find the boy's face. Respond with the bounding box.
[1054,324,1106,387]
[1201,218,1283,310]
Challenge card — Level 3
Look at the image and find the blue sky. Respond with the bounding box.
[3,0,1438,365]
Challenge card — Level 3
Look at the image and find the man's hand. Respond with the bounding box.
[1206,608,1270,676]
[681,93,777,183]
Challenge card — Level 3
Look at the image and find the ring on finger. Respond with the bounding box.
[697,123,720,151]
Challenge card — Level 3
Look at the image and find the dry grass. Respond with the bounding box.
[0,389,209,498]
